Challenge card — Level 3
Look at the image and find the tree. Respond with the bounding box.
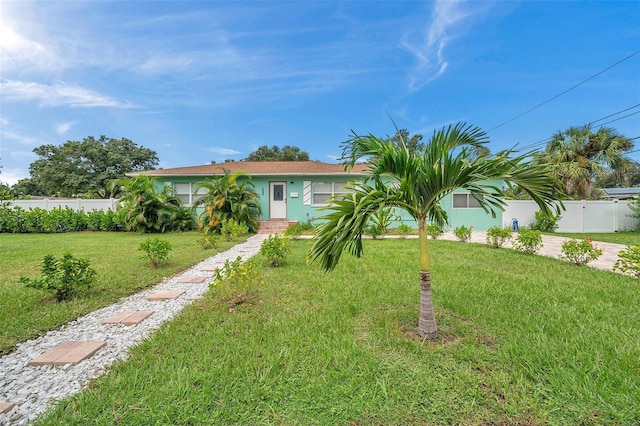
[112,175,193,233]
[244,145,309,161]
[595,160,640,188]
[28,136,159,198]
[387,129,424,153]
[309,123,563,339]
[193,169,262,233]
[535,126,633,199]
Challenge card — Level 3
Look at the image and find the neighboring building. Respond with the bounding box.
[601,187,640,200]
[131,161,502,230]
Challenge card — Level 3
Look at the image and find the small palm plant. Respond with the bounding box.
[193,169,262,234]
[309,123,563,339]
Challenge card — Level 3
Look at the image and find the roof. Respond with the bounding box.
[129,161,370,177]
[601,187,640,199]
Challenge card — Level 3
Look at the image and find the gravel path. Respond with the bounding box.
[0,234,268,425]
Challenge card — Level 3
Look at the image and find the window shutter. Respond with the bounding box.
[303,181,311,205]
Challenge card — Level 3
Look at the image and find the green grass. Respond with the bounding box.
[549,231,639,245]
[35,239,639,425]
[0,231,245,355]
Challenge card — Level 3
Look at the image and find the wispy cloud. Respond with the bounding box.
[55,122,74,134]
[207,147,242,156]
[0,22,63,72]
[401,0,485,91]
[1,129,37,145]
[1,80,138,108]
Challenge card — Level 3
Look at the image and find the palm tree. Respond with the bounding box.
[193,169,262,234]
[113,175,191,233]
[536,125,633,199]
[309,123,563,338]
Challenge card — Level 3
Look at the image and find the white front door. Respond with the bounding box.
[269,182,287,219]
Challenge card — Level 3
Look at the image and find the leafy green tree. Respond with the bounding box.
[113,175,192,233]
[596,160,640,188]
[309,123,563,339]
[387,129,424,153]
[28,136,159,198]
[244,145,309,161]
[536,126,633,199]
[193,169,262,234]
[10,178,46,197]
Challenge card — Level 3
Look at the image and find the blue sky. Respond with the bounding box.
[1,1,639,186]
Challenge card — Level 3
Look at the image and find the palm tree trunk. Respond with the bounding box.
[417,216,437,338]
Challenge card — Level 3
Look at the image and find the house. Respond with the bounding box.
[601,187,640,200]
[131,161,503,231]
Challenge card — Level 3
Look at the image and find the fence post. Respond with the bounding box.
[613,200,618,232]
[581,200,586,233]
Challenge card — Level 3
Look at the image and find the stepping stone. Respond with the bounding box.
[0,402,15,414]
[178,276,208,284]
[28,341,106,366]
[102,311,155,325]
[146,290,185,301]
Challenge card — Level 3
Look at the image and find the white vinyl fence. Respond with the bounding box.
[504,200,638,233]
[7,198,119,212]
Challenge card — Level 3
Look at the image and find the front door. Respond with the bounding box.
[269,182,287,219]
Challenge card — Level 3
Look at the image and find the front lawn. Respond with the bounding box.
[36,239,639,425]
[0,232,245,355]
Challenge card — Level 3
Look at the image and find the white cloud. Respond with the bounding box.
[55,122,74,134]
[1,80,138,108]
[0,117,9,126]
[0,23,63,72]
[0,168,30,186]
[401,0,484,91]
[207,147,242,156]
[1,130,37,145]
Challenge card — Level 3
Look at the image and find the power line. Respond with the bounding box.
[596,110,640,127]
[487,50,640,133]
[587,103,640,126]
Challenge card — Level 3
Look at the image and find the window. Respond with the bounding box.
[172,182,206,206]
[304,181,350,206]
[452,193,482,208]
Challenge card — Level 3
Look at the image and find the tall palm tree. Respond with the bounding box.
[309,123,564,338]
[536,125,633,199]
[193,169,262,234]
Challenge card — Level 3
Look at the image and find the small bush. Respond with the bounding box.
[453,225,472,242]
[426,223,443,239]
[613,244,640,278]
[211,256,262,305]
[283,223,303,240]
[559,238,603,265]
[513,228,543,254]
[530,210,561,233]
[371,207,398,235]
[199,234,220,250]
[260,234,290,267]
[20,253,96,301]
[139,237,172,267]
[220,219,249,241]
[486,226,512,248]
[365,223,383,239]
[396,223,413,239]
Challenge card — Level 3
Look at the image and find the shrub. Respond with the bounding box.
[426,223,443,239]
[630,197,640,230]
[260,234,290,267]
[613,244,640,278]
[20,253,96,302]
[220,219,248,241]
[453,225,472,242]
[513,228,543,254]
[283,223,303,240]
[211,256,262,305]
[486,226,512,248]
[530,210,561,233]
[559,238,603,265]
[365,223,383,239]
[199,234,220,250]
[139,237,172,267]
[371,207,398,235]
[396,223,413,239]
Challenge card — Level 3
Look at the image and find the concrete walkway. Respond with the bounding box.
[439,231,627,273]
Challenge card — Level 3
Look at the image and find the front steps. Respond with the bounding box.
[258,220,297,234]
